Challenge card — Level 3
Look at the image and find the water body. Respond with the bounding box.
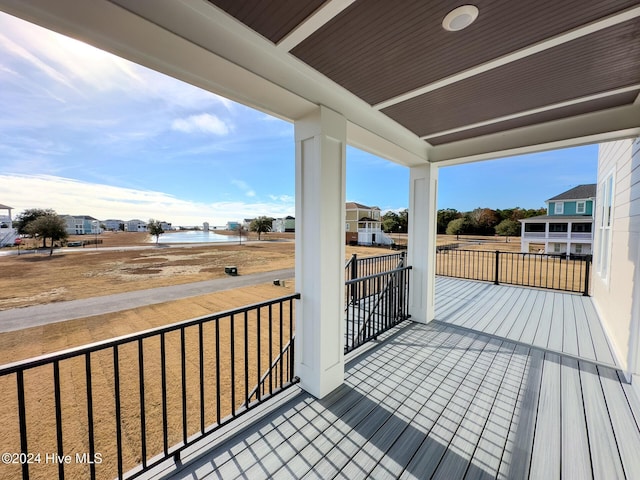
[152,231,243,243]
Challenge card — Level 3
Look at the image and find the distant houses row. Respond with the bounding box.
[61,216,173,235]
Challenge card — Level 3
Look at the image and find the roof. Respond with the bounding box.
[0,204,12,210]
[7,2,638,166]
[519,215,594,222]
[547,184,597,201]
[346,202,380,210]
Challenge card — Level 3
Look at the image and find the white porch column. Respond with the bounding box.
[294,106,346,399]
[408,163,438,323]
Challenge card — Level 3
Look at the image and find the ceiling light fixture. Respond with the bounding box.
[442,5,479,32]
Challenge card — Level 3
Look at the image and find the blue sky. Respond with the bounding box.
[0,12,597,226]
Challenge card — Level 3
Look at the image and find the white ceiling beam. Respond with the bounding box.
[374,5,640,110]
[277,0,356,52]
[429,104,640,166]
[422,85,640,140]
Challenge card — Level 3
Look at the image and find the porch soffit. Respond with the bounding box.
[208,0,640,162]
[1,0,639,166]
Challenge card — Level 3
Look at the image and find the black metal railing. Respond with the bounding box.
[344,265,412,354]
[0,294,299,480]
[345,252,406,282]
[435,249,591,295]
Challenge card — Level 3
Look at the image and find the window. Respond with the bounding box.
[524,223,545,232]
[555,202,564,214]
[571,223,592,233]
[575,244,583,254]
[597,171,615,280]
[576,201,586,214]
[345,223,349,231]
[553,243,561,253]
[549,223,568,232]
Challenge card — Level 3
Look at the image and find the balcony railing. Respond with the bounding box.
[436,249,591,295]
[345,252,406,282]
[0,294,299,480]
[345,253,411,353]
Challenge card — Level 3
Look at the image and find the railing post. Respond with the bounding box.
[494,250,500,285]
[351,253,358,303]
[583,255,591,296]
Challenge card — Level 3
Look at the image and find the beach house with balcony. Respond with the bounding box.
[1,2,640,480]
[345,202,392,246]
[0,203,17,247]
[519,184,596,256]
[61,215,101,235]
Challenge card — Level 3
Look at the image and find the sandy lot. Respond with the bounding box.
[1,231,391,311]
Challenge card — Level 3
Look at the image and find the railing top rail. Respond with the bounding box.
[0,292,301,376]
[438,249,592,259]
[345,265,412,285]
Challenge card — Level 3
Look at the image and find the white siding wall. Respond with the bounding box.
[593,138,640,377]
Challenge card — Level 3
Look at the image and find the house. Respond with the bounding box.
[272,215,295,232]
[61,215,100,235]
[159,221,173,231]
[519,184,596,256]
[2,2,640,480]
[125,219,147,232]
[345,202,392,245]
[103,219,124,231]
[592,137,640,397]
[0,203,17,247]
[226,221,240,231]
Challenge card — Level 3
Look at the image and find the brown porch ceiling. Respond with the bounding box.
[1,0,638,164]
[209,0,640,149]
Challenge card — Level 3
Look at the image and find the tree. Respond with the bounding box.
[250,216,274,240]
[437,209,460,234]
[468,207,500,235]
[381,211,400,233]
[495,219,521,242]
[446,217,470,240]
[14,208,54,238]
[147,219,165,244]
[26,213,67,256]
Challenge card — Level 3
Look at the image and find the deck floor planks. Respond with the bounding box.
[528,353,561,480]
[546,295,565,353]
[571,294,597,362]
[368,335,492,480]
[335,330,481,480]
[296,329,467,480]
[464,344,529,480]
[436,277,616,366]
[531,290,555,350]
[560,357,592,480]
[398,339,505,479]
[165,279,640,480]
[582,298,617,366]
[430,342,518,480]
[516,290,545,346]
[435,281,505,329]
[597,365,640,478]
[579,362,626,479]
[491,287,537,339]
[561,294,580,357]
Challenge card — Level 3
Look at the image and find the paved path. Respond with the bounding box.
[0,268,295,333]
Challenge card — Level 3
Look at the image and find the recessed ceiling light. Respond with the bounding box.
[442,5,479,32]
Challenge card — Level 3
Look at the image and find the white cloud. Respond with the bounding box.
[0,174,293,226]
[231,180,256,197]
[171,113,231,136]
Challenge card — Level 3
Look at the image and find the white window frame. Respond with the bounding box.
[576,201,586,214]
[555,202,564,214]
[597,169,615,282]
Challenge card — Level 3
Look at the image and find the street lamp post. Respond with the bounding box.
[93,221,98,249]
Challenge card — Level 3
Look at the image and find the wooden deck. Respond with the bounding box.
[154,279,640,480]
